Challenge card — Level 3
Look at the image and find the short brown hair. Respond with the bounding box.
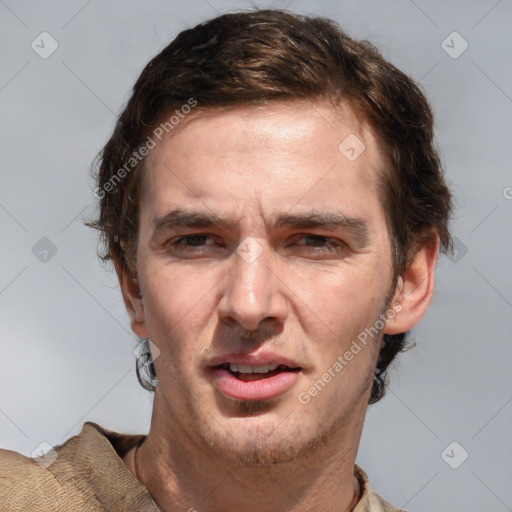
[88,9,452,403]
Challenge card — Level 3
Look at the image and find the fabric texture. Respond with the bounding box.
[0,422,403,511]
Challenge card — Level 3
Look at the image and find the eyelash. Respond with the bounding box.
[168,234,345,254]
[173,234,216,247]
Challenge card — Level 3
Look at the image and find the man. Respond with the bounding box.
[0,9,452,512]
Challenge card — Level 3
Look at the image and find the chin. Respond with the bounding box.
[200,406,334,467]
[221,428,332,467]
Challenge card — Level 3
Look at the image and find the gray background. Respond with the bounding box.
[1,1,511,510]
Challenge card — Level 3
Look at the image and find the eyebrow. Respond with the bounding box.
[152,209,233,236]
[274,212,369,243]
[151,208,369,244]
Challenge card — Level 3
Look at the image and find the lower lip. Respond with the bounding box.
[212,368,300,401]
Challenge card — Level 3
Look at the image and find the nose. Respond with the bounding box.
[218,240,289,332]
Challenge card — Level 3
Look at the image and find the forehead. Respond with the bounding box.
[141,101,385,227]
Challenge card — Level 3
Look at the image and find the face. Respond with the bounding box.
[129,101,397,464]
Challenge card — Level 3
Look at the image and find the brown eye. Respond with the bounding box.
[166,233,228,259]
[295,235,344,249]
[175,234,211,246]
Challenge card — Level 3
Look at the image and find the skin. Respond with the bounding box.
[115,100,439,512]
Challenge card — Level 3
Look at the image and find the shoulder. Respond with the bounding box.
[0,422,151,512]
[353,465,406,512]
[0,445,80,511]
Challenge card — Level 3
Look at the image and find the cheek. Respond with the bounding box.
[141,265,220,362]
[291,264,386,339]
[299,273,384,398]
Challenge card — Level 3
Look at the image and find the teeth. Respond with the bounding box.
[228,363,280,374]
[251,364,270,373]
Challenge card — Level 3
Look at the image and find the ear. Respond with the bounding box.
[112,255,148,339]
[384,233,440,335]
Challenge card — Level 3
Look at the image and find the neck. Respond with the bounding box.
[126,395,365,512]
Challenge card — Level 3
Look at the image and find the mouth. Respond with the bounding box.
[210,357,303,401]
[216,362,301,382]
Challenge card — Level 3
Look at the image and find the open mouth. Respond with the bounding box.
[216,363,302,382]
[209,354,303,401]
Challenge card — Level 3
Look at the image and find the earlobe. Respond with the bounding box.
[384,233,440,335]
[112,255,148,338]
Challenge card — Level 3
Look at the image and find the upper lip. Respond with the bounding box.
[208,352,302,369]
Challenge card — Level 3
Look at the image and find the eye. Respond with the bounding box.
[291,234,346,256]
[173,234,214,247]
[165,233,229,259]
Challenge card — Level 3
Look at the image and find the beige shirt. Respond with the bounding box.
[0,422,403,511]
